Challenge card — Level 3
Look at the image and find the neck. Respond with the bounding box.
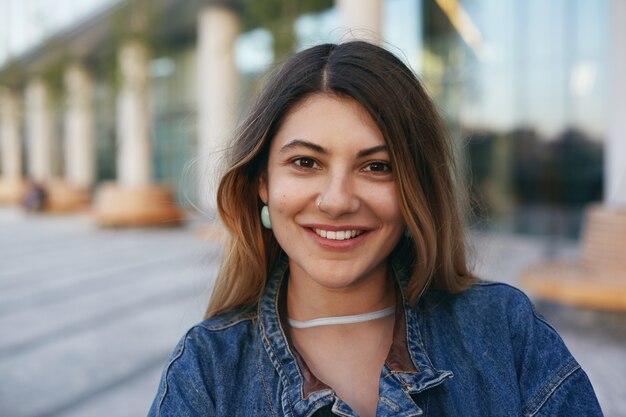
[286,262,395,322]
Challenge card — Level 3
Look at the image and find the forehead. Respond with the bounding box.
[270,94,385,152]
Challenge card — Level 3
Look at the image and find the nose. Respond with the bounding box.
[316,172,360,217]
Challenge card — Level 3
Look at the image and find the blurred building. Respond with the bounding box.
[0,0,622,236]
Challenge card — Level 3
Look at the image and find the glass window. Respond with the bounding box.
[412,0,608,237]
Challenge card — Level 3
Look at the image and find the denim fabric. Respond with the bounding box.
[148,258,603,417]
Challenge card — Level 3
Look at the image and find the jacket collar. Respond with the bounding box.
[258,256,452,417]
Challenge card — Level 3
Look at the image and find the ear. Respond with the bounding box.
[258,172,268,205]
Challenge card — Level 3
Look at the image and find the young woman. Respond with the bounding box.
[149,41,602,417]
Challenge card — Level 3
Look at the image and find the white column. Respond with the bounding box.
[0,88,22,181]
[25,78,54,183]
[197,5,240,210]
[64,63,95,189]
[607,0,626,207]
[337,0,383,43]
[116,40,151,187]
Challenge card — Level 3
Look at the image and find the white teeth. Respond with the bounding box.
[313,229,363,240]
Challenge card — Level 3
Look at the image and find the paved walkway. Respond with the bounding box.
[0,207,624,416]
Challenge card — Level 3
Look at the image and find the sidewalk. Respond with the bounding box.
[0,208,624,416]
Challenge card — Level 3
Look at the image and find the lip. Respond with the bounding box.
[302,223,373,232]
[302,224,372,250]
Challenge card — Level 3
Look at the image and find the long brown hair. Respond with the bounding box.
[205,41,474,318]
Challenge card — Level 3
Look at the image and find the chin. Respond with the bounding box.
[307,267,370,290]
[314,276,359,290]
[289,256,387,291]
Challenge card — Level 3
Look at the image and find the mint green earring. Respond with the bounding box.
[261,205,272,229]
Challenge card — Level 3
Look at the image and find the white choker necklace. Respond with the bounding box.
[288,306,395,329]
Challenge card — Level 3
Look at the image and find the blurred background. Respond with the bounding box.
[0,0,625,416]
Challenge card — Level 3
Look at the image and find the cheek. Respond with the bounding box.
[267,182,309,252]
[363,184,403,223]
[273,199,290,217]
[267,178,305,215]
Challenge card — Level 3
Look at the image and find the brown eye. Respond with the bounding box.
[293,157,318,169]
[364,161,391,172]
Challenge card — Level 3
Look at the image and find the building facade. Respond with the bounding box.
[0,0,621,238]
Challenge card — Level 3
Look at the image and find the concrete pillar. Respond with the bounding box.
[25,78,54,183]
[64,63,94,189]
[197,4,240,211]
[93,40,182,226]
[34,63,96,213]
[336,0,383,43]
[117,40,151,187]
[1,88,22,180]
[607,0,626,207]
[0,88,26,203]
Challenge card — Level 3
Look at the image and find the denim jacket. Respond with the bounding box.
[148,258,603,416]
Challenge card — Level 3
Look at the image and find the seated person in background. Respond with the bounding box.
[22,181,47,212]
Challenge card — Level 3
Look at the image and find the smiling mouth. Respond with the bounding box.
[312,228,364,241]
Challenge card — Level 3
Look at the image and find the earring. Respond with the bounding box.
[404,227,411,238]
[261,205,272,229]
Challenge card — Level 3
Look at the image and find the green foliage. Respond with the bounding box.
[39,53,73,98]
[109,0,159,47]
[100,0,171,90]
[241,0,333,59]
[0,60,26,91]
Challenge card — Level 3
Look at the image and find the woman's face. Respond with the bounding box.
[259,94,404,292]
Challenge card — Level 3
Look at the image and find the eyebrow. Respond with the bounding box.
[279,139,388,158]
[280,139,328,154]
[357,144,388,158]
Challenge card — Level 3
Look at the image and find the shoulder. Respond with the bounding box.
[418,281,602,416]
[172,303,258,363]
[444,279,535,308]
[419,280,567,365]
[149,305,259,416]
[197,304,259,332]
[172,304,258,361]
[422,280,550,326]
